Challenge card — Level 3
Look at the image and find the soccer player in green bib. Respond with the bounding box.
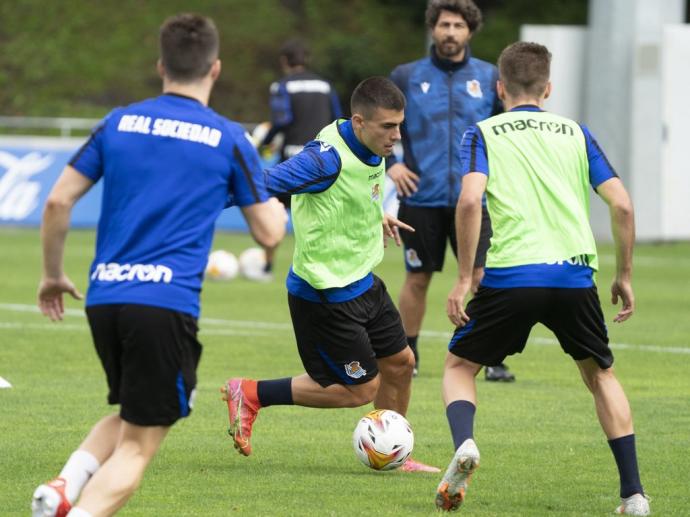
[222,77,438,473]
[435,43,649,515]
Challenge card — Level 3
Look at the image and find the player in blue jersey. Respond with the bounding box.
[388,0,512,381]
[435,42,648,515]
[31,14,286,517]
[221,77,439,473]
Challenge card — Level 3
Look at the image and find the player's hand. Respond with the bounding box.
[611,277,634,323]
[38,275,84,322]
[447,278,471,327]
[382,213,414,248]
[387,163,419,197]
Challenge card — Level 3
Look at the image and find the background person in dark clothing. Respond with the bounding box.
[254,39,342,281]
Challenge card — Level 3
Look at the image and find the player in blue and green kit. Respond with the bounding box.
[222,77,438,473]
[435,43,649,515]
[32,14,286,517]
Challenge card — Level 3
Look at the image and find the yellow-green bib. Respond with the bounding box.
[291,120,385,289]
[477,110,598,271]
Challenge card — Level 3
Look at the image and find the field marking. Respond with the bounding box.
[1,303,688,356]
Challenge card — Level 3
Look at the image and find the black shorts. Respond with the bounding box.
[86,304,202,426]
[398,202,492,272]
[448,286,613,368]
[287,276,408,387]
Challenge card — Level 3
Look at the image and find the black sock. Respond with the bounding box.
[257,378,293,407]
[263,261,273,273]
[446,400,476,450]
[608,434,644,498]
[407,335,418,365]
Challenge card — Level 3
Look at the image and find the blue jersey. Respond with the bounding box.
[265,119,380,303]
[71,93,268,317]
[460,105,618,288]
[389,46,501,207]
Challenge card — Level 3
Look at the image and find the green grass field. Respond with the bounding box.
[1,228,689,516]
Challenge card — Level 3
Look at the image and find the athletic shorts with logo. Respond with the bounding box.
[86,304,202,426]
[449,286,613,368]
[287,276,408,387]
[398,202,492,272]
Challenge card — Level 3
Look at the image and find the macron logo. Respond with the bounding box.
[319,141,332,153]
[91,263,173,283]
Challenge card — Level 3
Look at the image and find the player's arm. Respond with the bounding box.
[584,125,635,323]
[447,172,487,327]
[386,65,419,197]
[240,198,287,249]
[264,140,341,196]
[596,177,635,322]
[231,133,287,249]
[39,166,94,320]
[447,126,489,327]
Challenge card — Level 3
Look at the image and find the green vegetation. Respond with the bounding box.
[0,0,587,121]
[1,228,688,515]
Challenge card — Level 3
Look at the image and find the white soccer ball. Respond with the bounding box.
[238,247,268,281]
[205,250,239,281]
[352,409,414,471]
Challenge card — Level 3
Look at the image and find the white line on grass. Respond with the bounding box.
[1,303,688,355]
[0,320,272,337]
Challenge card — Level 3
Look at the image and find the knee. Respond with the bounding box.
[380,348,415,380]
[445,354,482,377]
[582,366,614,393]
[405,273,432,295]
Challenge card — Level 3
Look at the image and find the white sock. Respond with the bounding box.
[67,508,93,517]
[58,450,100,502]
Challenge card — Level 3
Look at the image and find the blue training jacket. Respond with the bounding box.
[389,46,501,207]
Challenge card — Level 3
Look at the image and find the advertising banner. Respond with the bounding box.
[0,135,400,231]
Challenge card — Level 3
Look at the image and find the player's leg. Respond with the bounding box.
[223,291,384,456]
[374,348,414,415]
[436,353,482,511]
[546,287,648,515]
[368,278,415,414]
[398,271,431,374]
[437,287,537,511]
[457,205,515,383]
[576,359,648,515]
[366,276,436,472]
[397,203,445,375]
[31,415,118,517]
[32,306,124,516]
[69,423,169,517]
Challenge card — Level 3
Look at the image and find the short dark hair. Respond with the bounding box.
[280,38,310,67]
[350,77,406,117]
[425,0,482,33]
[498,42,552,98]
[159,13,219,82]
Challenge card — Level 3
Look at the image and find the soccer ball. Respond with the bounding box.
[205,250,239,281]
[238,247,268,281]
[352,409,414,471]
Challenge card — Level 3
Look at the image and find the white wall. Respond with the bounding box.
[661,25,690,239]
[520,25,587,122]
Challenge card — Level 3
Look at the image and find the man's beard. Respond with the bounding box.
[437,39,463,59]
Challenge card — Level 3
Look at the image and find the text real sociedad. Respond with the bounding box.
[117,114,222,147]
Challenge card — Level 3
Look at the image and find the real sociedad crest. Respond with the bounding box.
[371,183,381,202]
[466,79,483,98]
[345,361,367,379]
